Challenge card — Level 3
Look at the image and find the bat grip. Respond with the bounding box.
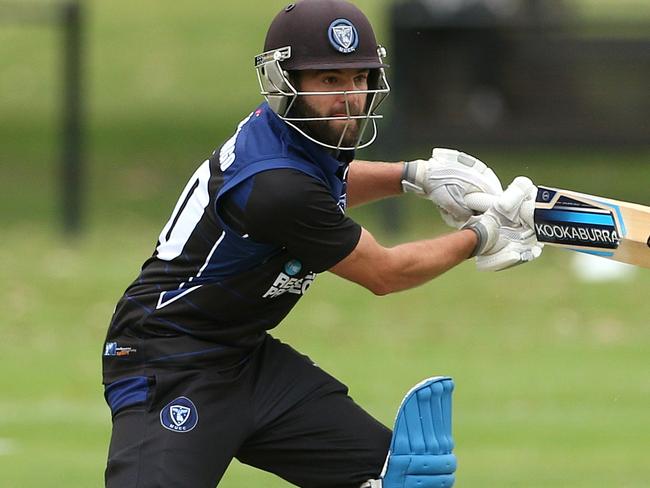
[465,193,535,229]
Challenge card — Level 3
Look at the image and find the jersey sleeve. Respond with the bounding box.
[221,169,362,273]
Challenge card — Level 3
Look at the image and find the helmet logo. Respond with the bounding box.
[328,19,359,54]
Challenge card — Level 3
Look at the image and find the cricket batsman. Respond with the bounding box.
[102,1,543,486]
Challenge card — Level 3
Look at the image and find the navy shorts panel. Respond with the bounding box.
[237,389,391,488]
[105,367,252,488]
[104,336,391,487]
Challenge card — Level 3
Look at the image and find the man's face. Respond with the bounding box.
[290,68,370,148]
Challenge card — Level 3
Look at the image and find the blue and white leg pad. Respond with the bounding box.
[378,376,456,488]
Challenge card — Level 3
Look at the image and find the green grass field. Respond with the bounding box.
[1,0,649,486]
[2,216,650,487]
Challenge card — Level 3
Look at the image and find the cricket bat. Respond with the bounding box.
[465,186,650,269]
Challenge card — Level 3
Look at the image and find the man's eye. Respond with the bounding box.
[323,77,338,85]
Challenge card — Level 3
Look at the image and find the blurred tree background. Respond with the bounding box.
[0,1,649,487]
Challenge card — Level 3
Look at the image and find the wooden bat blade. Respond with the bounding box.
[533,186,650,269]
[464,187,650,269]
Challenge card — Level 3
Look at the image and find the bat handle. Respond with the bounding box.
[465,193,535,229]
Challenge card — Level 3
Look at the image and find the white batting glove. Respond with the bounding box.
[464,176,543,271]
[402,148,503,228]
[475,232,543,271]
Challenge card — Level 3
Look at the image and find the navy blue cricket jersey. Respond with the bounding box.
[102,103,362,383]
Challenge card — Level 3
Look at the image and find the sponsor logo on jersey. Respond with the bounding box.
[103,342,137,357]
[263,271,316,298]
[328,19,359,54]
[160,396,198,433]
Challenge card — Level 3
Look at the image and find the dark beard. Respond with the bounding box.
[288,97,362,148]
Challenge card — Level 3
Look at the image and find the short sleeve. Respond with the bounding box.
[225,169,361,273]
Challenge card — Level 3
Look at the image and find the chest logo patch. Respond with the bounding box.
[284,259,302,276]
[160,396,198,433]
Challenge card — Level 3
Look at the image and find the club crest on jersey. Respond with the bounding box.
[284,259,302,276]
[160,396,198,433]
[328,19,359,53]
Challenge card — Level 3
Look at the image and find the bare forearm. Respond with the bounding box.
[346,160,404,208]
[378,229,476,293]
[331,228,477,295]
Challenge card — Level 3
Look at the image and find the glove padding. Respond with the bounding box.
[475,227,543,272]
[464,176,543,271]
[402,148,502,228]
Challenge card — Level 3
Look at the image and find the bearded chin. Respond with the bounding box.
[288,98,361,148]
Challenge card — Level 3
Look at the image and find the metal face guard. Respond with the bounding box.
[255,46,390,151]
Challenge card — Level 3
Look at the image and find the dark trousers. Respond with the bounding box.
[105,336,391,487]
